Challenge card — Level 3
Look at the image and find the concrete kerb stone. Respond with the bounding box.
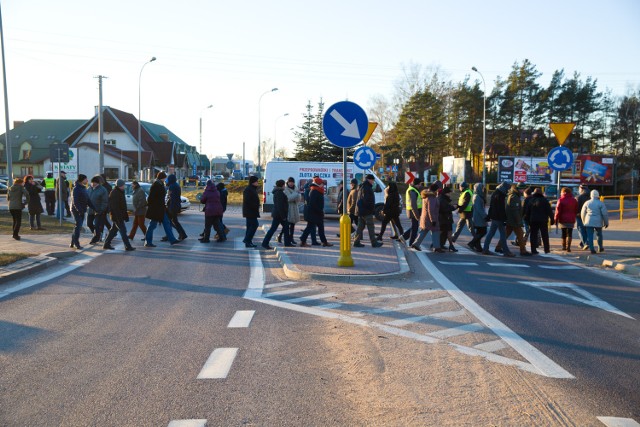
[273,240,412,281]
[0,254,58,285]
[576,253,640,277]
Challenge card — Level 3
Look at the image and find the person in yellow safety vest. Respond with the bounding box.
[43,172,56,215]
[401,178,423,246]
[452,181,476,242]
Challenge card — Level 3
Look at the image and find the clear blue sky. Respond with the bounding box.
[1,0,639,161]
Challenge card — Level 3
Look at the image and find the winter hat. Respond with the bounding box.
[365,174,375,181]
[350,178,358,186]
[460,181,468,189]
[313,177,323,185]
[287,177,295,183]
[275,179,285,187]
[115,179,125,188]
[77,174,87,182]
[91,176,101,184]
[249,176,259,184]
[591,189,600,199]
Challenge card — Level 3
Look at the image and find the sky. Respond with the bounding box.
[1,0,639,163]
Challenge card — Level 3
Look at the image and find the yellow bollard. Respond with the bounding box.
[620,195,624,222]
[337,214,354,267]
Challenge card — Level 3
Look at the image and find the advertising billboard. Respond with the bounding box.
[498,156,556,185]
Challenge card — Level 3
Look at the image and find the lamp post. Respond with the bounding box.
[138,56,156,181]
[200,104,213,176]
[471,66,486,187]
[258,87,278,174]
[274,113,289,159]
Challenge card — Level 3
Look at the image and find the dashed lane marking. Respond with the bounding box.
[197,348,239,379]
[486,263,530,268]
[227,310,255,328]
[437,261,478,266]
[539,265,581,270]
[167,420,207,427]
[597,417,640,427]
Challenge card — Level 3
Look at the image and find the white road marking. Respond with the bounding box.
[227,310,255,328]
[474,339,508,353]
[242,251,264,299]
[267,287,313,296]
[416,252,574,379]
[396,298,452,310]
[0,250,104,300]
[429,322,485,339]
[597,417,640,427]
[264,281,297,289]
[385,309,465,327]
[167,420,207,427]
[315,303,342,310]
[486,263,530,268]
[519,281,635,320]
[539,265,581,270]
[197,348,239,379]
[438,261,478,266]
[359,289,438,301]
[285,292,336,304]
[352,296,453,317]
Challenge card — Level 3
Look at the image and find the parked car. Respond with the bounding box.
[122,182,191,213]
[213,174,225,181]
[0,182,7,194]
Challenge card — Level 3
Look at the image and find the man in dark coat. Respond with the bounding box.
[353,174,382,248]
[70,174,95,250]
[55,170,71,218]
[575,184,590,249]
[524,187,554,254]
[242,176,261,248]
[261,179,293,249]
[299,177,332,247]
[88,175,108,244]
[166,174,187,240]
[103,179,135,251]
[482,181,515,257]
[144,171,178,247]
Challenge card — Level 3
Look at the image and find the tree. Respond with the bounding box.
[293,100,323,161]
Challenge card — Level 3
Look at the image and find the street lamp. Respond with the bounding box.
[274,113,289,159]
[471,66,486,187]
[138,56,156,181]
[200,104,213,175]
[258,87,278,174]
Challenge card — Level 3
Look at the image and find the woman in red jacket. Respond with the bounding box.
[554,187,579,252]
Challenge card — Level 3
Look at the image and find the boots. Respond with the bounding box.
[562,236,567,251]
[566,236,572,252]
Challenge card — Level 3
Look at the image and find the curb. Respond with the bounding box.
[576,253,640,277]
[274,240,411,281]
[0,254,58,285]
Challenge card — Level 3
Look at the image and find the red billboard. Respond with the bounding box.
[560,155,614,186]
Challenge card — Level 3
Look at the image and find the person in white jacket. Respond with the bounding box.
[580,189,609,254]
[278,177,301,245]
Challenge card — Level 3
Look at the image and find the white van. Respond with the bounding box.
[262,161,389,220]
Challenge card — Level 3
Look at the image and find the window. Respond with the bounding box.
[20,166,34,176]
[105,139,117,146]
[104,167,119,180]
[20,142,32,160]
[22,150,31,160]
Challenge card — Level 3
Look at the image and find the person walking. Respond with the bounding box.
[581,189,608,254]
[482,181,515,257]
[402,178,423,246]
[452,181,475,243]
[412,183,444,252]
[242,176,261,248]
[88,175,108,244]
[7,177,29,240]
[299,177,333,247]
[377,181,404,242]
[279,177,300,245]
[353,174,383,248]
[144,171,178,247]
[555,187,579,252]
[55,170,72,218]
[302,178,320,245]
[166,174,187,240]
[346,178,359,235]
[24,175,45,230]
[575,184,590,249]
[99,174,113,231]
[103,179,135,251]
[216,182,230,237]
[498,183,531,256]
[199,180,226,243]
[69,174,94,250]
[524,187,554,254]
[128,181,148,241]
[43,171,56,215]
[468,183,487,252]
[438,187,457,251]
[262,179,293,249]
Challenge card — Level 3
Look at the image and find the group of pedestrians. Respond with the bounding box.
[6,174,62,240]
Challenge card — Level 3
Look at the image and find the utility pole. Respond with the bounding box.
[0,3,13,181]
[95,75,107,175]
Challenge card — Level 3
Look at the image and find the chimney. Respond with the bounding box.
[13,121,24,129]
[159,133,169,142]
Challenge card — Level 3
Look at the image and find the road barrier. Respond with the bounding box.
[599,194,640,222]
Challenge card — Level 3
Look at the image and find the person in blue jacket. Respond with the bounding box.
[166,174,187,240]
[70,174,95,250]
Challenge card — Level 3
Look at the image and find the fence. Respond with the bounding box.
[600,194,640,222]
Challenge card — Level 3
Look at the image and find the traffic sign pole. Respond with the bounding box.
[338,147,354,267]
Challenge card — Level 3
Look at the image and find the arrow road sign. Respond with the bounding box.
[353,146,377,169]
[547,146,574,171]
[322,101,369,148]
[440,172,450,185]
[405,171,416,184]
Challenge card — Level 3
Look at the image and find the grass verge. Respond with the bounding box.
[0,210,75,235]
[0,253,30,267]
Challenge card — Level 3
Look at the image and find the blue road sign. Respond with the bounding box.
[548,146,574,171]
[322,101,369,148]
[353,146,378,169]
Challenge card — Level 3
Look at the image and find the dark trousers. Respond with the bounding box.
[129,215,147,239]
[29,213,42,229]
[263,217,290,246]
[529,221,550,253]
[469,226,487,250]
[87,213,96,234]
[71,211,84,246]
[354,214,377,245]
[278,222,297,243]
[300,220,327,244]
[403,212,420,245]
[168,211,187,239]
[10,209,22,237]
[45,191,55,215]
[379,215,404,238]
[104,219,132,249]
[452,213,475,241]
[244,217,259,244]
[203,215,225,241]
[90,213,107,243]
